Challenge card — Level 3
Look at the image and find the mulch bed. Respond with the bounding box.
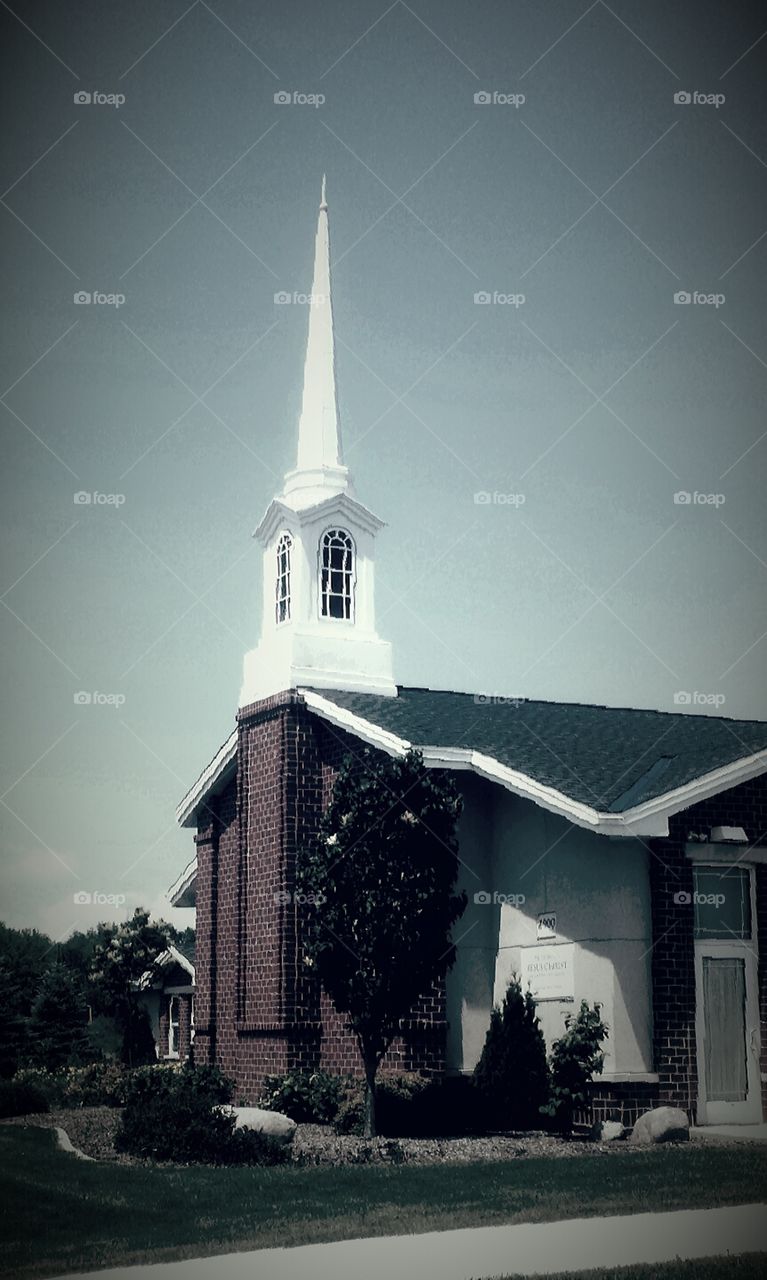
[3,1108,649,1166]
[6,1109,741,1167]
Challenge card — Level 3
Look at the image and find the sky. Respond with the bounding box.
[1,0,766,939]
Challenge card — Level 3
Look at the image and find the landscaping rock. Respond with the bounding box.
[592,1120,625,1142]
[228,1106,296,1145]
[630,1106,689,1145]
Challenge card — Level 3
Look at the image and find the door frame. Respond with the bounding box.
[693,862,762,1125]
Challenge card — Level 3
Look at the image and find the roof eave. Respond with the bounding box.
[301,690,767,839]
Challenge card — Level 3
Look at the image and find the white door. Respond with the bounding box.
[693,864,762,1125]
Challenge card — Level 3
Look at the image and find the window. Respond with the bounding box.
[275,532,293,624]
[693,865,751,941]
[320,528,355,620]
[168,996,180,1057]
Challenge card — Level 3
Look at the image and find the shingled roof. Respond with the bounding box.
[311,686,767,815]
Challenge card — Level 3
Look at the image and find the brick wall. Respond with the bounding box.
[195,692,448,1101]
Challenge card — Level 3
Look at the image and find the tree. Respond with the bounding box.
[541,1000,608,1135]
[298,748,466,1137]
[473,975,550,1130]
[89,909,170,1065]
[28,963,90,1069]
[0,922,57,1075]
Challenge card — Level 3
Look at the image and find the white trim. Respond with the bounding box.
[171,690,767,858]
[175,730,237,828]
[597,1073,660,1084]
[255,493,384,545]
[693,865,762,1125]
[686,843,767,866]
[167,855,199,905]
[300,691,767,838]
[136,944,196,989]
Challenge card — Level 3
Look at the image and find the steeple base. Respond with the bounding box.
[239,627,397,707]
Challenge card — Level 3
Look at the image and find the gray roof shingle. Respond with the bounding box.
[316,687,767,812]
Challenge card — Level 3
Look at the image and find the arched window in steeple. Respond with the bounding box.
[320,528,354,620]
[275,532,293,624]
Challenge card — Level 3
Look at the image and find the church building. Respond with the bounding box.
[169,180,767,1128]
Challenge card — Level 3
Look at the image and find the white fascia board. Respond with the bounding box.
[167,855,198,907]
[302,690,610,832]
[166,944,195,980]
[302,691,767,839]
[617,747,767,833]
[300,688,411,757]
[175,730,238,828]
[135,944,195,989]
[255,493,385,544]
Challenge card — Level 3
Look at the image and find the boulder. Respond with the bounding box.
[592,1119,626,1142]
[219,1105,297,1145]
[630,1106,689,1145]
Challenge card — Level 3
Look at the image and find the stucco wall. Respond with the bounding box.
[446,774,653,1078]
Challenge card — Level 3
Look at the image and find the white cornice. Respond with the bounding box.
[255,491,385,545]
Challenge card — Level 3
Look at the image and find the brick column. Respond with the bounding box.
[648,822,697,1118]
[178,994,192,1061]
[192,816,219,1066]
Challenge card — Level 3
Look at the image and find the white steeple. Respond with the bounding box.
[282,176,352,508]
[238,180,396,708]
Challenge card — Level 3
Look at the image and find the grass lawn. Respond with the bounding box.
[1,1127,766,1279]
[488,1256,767,1279]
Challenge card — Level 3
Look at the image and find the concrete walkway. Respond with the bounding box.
[692,1124,767,1142]
[56,1203,767,1280]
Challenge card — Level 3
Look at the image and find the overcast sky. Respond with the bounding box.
[1,0,766,938]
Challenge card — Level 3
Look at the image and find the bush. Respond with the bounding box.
[473,975,550,1131]
[0,1078,50,1118]
[259,1070,344,1124]
[540,1000,608,1135]
[333,1073,438,1137]
[12,1062,144,1109]
[115,1064,287,1165]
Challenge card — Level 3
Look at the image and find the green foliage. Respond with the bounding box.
[89,909,171,1065]
[260,1070,344,1124]
[0,915,178,1075]
[473,975,550,1130]
[333,1073,434,1136]
[28,964,92,1070]
[540,1000,608,1135]
[13,1062,147,1108]
[298,748,465,1135]
[0,1078,50,1118]
[116,1064,287,1165]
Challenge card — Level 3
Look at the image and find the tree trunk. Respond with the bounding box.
[363,1057,378,1138]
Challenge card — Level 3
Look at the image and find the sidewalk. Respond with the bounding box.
[56,1203,767,1280]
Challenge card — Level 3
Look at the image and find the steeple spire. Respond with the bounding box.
[239,178,396,707]
[282,176,350,508]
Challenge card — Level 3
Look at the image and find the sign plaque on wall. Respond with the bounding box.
[520,943,574,1002]
[536,911,557,940]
